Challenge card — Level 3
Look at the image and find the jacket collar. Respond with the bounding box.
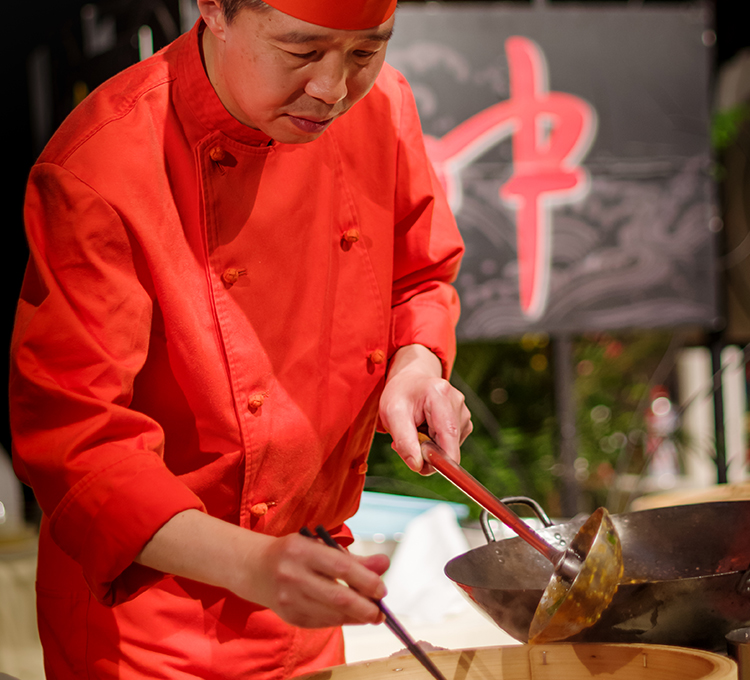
[175,20,274,147]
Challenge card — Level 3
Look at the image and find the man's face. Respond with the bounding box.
[202,3,394,143]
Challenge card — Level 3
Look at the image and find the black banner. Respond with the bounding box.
[388,3,717,339]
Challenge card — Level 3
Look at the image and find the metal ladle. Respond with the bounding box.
[419,435,624,642]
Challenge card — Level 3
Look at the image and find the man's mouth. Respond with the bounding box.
[286,115,335,135]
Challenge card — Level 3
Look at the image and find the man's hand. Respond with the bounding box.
[379,344,472,473]
[136,510,390,628]
[244,532,389,628]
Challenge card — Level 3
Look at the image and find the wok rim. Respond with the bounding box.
[446,499,750,588]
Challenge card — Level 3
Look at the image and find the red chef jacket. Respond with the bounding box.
[10,18,464,680]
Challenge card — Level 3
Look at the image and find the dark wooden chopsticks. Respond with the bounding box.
[300,525,449,680]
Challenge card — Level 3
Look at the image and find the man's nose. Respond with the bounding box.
[305,54,348,105]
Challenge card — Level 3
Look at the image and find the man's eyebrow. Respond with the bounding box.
[367,27,394,43]
[271,28,394,44]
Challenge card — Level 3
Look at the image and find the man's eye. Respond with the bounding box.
[288,50,316,59]
[354,50,376,59]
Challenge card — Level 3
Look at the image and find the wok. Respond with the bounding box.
[445,499,750,651]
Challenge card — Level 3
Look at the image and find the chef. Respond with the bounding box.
[9,0,470,678]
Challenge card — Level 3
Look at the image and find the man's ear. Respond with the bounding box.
[197,0,228,40]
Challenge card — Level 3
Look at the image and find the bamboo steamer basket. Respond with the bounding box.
[300,645,736,680]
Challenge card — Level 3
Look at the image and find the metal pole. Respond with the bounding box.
[709,332,728,483]
[554,334,581,517]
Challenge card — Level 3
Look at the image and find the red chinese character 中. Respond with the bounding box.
[424,37,596,319]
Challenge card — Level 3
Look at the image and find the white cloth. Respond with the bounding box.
[0,447,24,536]
[383,503,471,624]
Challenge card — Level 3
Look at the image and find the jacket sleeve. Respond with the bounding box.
[10,163,205,605]
[389,73,465,376]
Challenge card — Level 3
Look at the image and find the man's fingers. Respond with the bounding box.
[280,588,382,628]
[382,400,423,470]
[301,537,387,598]
[267,536,388,628]
[423,382,467,463]
[297,578,382,626]
[391,437,423,471]
[305,547,387,625]
[357,552,390,577]
[460,408,473,443]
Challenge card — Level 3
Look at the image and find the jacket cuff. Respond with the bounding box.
[388,294,460,379]
[50,458,205,606]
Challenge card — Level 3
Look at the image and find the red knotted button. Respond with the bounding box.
[369,349,386,364]
[248,393,265,411]
[342,229,360,243]
[357,462,368,475]
[209,146,227,162]
[250,502,268,517]
[222,267,247,287]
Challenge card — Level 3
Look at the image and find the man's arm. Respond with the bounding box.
[135,509,390,628]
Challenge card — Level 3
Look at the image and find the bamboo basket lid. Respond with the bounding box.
[300,645,736,680]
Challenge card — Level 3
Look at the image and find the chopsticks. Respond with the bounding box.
[300,525,449,680]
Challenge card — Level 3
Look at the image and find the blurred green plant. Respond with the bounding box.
[573,331,682,512]
[712,104,750,152]
[711,104,750,181]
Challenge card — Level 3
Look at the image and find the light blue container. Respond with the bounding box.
[347,491,469,541]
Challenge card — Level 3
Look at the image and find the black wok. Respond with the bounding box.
[445,499,750,651]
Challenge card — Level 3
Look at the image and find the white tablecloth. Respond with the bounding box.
[0,533,44,680]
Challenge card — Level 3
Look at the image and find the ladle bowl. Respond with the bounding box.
[419,435,623,641]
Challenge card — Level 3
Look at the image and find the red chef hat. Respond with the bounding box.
[264,0,397,30]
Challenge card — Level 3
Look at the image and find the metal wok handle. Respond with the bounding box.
[480,497,553,544]
[738,568,750,598]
